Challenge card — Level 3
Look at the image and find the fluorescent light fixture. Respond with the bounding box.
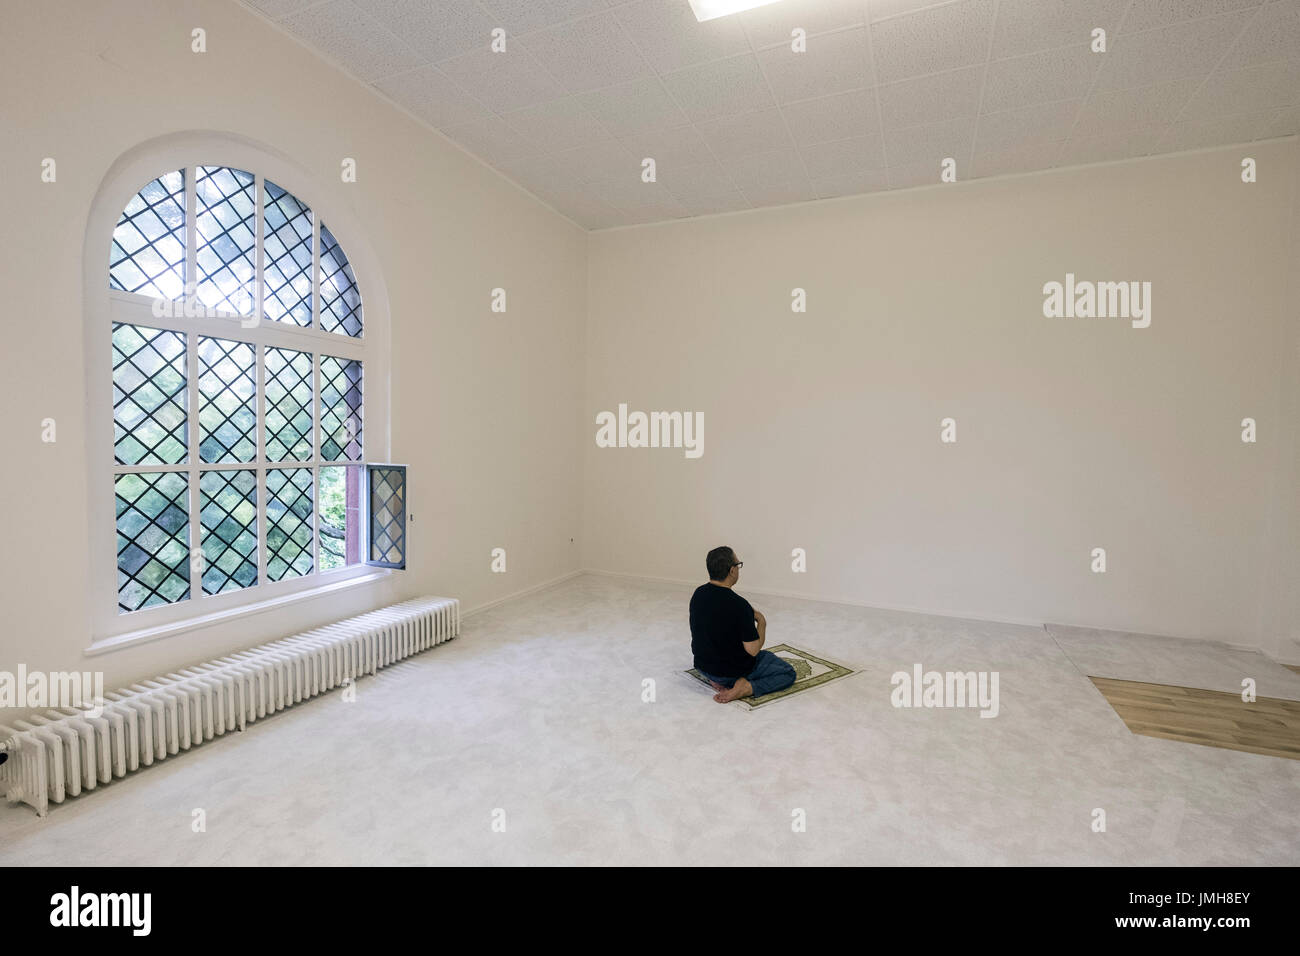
[688,0,785,22]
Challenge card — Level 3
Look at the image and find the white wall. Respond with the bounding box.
[2,0,1295,724]
[584,141,1300,659]
[1268,147,1300,664]
[0,0,586,708]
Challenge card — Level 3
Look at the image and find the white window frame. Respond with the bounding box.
[83,133,392,650]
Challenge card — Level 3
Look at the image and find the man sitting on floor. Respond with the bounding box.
[691,546,796,703]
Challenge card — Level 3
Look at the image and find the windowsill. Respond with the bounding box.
[86,569,393,657]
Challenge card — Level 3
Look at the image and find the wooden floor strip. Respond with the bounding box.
[1090,676,1300,761]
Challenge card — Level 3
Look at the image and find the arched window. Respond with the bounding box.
[86,139,403,646]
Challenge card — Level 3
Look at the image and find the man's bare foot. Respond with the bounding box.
[714,677,752,703]
[707,679,727,691]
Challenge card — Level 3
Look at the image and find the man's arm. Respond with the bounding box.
[743,608,766,656]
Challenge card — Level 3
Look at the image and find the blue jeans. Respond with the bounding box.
[699,650,796,698]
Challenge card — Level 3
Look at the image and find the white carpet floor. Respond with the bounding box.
[1,574,1296,865]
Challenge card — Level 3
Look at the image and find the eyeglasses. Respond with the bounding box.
[733,561,743,569]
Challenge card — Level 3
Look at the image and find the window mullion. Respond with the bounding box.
[187,331,201,603]
[254,172,269,590]
[254,172,265,329]
[257,345,268,588]
[311,353,321,578]
[309,203,322,577]
[185,165,196,306]
[185,166,200,604]
[311,211,320,332]
[312,459,321,577]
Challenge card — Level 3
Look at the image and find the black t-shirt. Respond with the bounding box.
[690,583,758,678]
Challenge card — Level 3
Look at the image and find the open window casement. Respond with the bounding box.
[366,464,407,570]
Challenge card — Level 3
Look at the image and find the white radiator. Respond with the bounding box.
[0,596,459,817]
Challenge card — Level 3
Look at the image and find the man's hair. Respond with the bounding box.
[706,546,737,582]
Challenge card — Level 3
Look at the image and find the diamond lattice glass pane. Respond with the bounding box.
[113,323,187,465]
[199,469,258,595]
[109,170,186,300]
[266,468,313,581]
[320,356,362,461]
[265,347,313,461]
[263,180,313,327]
[198,337,256,463]
[319,223,362,337]
[369,467,405,565]
[116,471,190,613]
[195,166,256,316]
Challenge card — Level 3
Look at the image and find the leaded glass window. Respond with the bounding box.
[319,223,362,337]
[265,347,313,462]
[367,465,406,570]
[116,471,190,612]
[113,324,187,466]
[264,180,313,326]
[266,467,314,581]
[320,355,362,461]
[107,164,378,617]
[109,170,186,299]
[199,470,258,594]
[195,165,257,315]
[198,337,256,463]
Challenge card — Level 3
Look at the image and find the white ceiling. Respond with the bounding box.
[240,0,1300,229]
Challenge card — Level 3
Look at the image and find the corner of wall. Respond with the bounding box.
[1268,393,1300,664]
[1263,140,1300,663]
